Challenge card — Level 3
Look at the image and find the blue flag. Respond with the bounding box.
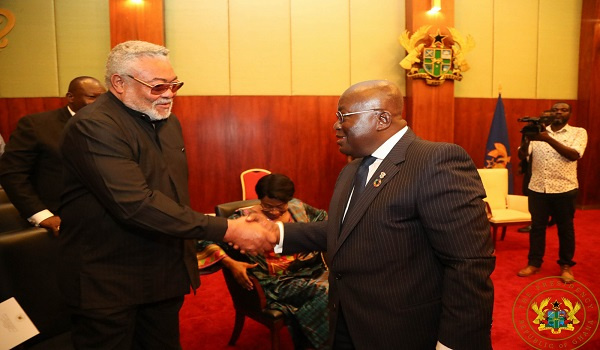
[484,94,513,193]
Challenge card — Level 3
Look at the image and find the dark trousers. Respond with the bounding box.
[527,189,577,268]
[70,296,184,350]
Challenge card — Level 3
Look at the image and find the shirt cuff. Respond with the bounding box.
[273,221,284,254]
[28,209,54,226]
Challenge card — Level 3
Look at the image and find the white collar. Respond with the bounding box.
[371,126,408,160]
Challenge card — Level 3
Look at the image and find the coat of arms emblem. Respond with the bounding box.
[399,26,474,86]
[532,297,580,334]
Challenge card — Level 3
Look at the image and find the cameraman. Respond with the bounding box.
[516,102,587,283]
[517,110,553,233]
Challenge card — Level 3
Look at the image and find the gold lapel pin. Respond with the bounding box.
[373,172,386,187]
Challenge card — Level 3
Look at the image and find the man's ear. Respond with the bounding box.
[65,91,74,102]
[111,74,125,94]
[375,111,392,131]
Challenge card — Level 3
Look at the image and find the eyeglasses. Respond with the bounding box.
[260,203,288,213]
[336,109,382,124]
[127,75,184,95]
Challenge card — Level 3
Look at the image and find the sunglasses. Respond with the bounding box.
[127,75,184,95]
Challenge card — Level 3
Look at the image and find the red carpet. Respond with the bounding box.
[180,209,600,349]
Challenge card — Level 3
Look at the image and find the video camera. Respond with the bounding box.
[517,112,556,134]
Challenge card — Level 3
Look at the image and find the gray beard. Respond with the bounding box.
[124,97,172,121]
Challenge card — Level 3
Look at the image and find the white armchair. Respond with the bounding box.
[477,168,531,245]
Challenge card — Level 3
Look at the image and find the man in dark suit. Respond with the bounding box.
[275,80,495,349]
[58,40,275,349]
[0,76,106,235]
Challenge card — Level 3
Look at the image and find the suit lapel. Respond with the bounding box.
[331,128,417,258]
[59,106,71,124]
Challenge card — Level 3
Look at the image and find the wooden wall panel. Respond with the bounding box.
[1,96,595,211]
[109,0,164,47]
[0,97,65,136]
[173,95,347,213]
[576,0,600,209]
[405,0,456,143]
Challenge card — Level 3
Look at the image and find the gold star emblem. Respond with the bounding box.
[430,29,447,47]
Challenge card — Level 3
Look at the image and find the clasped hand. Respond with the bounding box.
[223,212,279,255]
[39,215,61,237]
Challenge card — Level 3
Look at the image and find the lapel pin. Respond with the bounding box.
[373,172,386,187]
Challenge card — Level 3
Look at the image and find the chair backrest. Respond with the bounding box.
[0,202,31,233]
[477,168,508,210]
[0,227,71,345]
[215,199,261,219]
[240,169,271,200]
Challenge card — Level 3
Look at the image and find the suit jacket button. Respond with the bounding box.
[335,273,342,280]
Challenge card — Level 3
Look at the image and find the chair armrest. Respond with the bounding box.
[249,275,269,310]
[507,195,529,212]
[483,201,493,220]
[222,267,266,313]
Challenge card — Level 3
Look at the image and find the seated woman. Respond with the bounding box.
[197,173,329,349]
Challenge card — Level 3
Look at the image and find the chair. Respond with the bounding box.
[215,199,260,218]
[0,188,32,232]
[477,168,531,244]
[240,169,271,200]
[213,199,286,350]
[0,197,73,349]
[0,188,11,204]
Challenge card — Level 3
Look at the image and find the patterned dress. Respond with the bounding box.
[197,199,329,349]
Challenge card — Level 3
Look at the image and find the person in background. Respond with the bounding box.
[0,76,106,236]
[264,80,495,349]
[0,132,5,157]
[516,102,587,283]
[518,109,557,234]
[58,40,276,349]
[198,173,329,349]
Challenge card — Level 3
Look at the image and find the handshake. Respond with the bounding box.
[223,212,280,255]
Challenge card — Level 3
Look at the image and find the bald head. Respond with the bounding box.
[66,76,106,113]
[342,80,404,117]
[335,80,407,158]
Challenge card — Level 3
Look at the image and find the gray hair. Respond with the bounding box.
[105,40,169,87]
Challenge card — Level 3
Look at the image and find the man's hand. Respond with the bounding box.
[224,216,279,255]
[39,215,61,237]
[526,131,550,142]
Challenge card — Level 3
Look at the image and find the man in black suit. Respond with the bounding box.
[273,80,495,349]
[0,132,5,157]
[58,40,275,349]
[0,76,106,235]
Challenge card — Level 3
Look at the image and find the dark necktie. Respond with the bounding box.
[345,155,376,216]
